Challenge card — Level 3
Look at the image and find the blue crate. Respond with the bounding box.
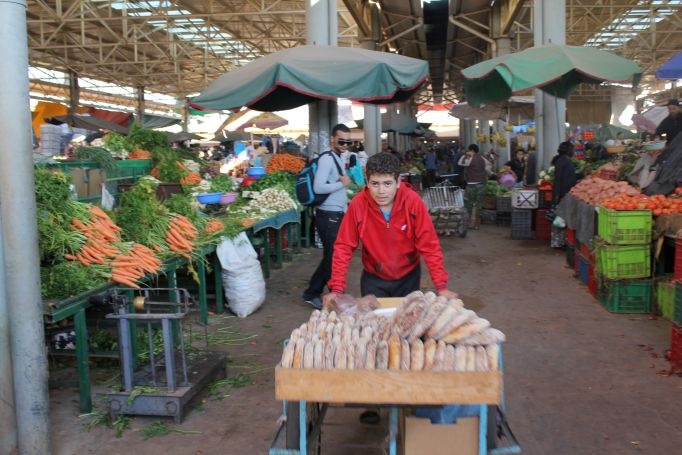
[578,254,590,285]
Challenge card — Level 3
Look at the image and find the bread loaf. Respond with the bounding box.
[302,341,315,368]
[410,339,425,370]
[346,342,356,370]
[423,291,437,303]
[423,339,437,370]
[435,295,448,305]
[486,344,500,371]
[316,321,328,340]
[454,345,467,372]
[432,309,476,340]
[351,327,360,343]
[441,318,491,344]
[327,310,338,323]
[447,298,464,310]
[395,297,429,338]
[400,339,411,370]
[334,342,348,369]
[388,333,401,370]
[281,340,296,368]
[409,300,447,341]
[432,340,446,371]
[361,326,373,341]
[298,323,308,339]
[426,305,459,339]
[458,328,506,345]
[288,328,301,347]
[365,341,377,370]
[325,323,335,342]
[465,346,476,372]
[342,323,352,344]
[308,310,321,332]
[376,340,389,369]
[313,340,325,369]
[324,340,335,369]
[292,338,306,369]
[475,346,489,372]
[444,344,456,371]
[332,323,343,342]
[355,341,367,369]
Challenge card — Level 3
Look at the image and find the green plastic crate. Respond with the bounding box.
[106,159,152,182]
[656,278,675,320]
[599,279,652,313]
[595,239,650,280]
[597,207,652,245]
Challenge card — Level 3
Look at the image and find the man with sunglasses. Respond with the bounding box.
[302,124,353,309]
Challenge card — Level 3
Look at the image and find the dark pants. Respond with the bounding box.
[360,265,421,298]
[303,209,344,299]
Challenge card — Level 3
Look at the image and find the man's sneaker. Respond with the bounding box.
[304,297,322,310]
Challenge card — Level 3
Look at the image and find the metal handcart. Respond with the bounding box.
[269,299,521,455]
[422,175,468,238]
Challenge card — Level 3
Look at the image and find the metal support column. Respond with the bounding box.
[74,309,92,412]
[362,3,382,156]
[307,0,338,157]
[68,70,80,115]
[0,1,51,453]
[0,210,17,455]
[534,0,566,172]
[137,86,146,126]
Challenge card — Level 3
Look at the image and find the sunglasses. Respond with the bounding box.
[337,139,353,146]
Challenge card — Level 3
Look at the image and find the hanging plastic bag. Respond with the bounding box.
[552,215,566,229]
[101,184,115,210]
[348,164,365,186]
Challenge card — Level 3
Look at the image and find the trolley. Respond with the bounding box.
[422,177,468,238]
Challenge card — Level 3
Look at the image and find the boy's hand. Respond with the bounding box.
[437,289,459,300]
[340,175,351,186]
[322,293,338,308]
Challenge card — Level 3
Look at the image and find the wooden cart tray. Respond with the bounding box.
[275,367,502,405]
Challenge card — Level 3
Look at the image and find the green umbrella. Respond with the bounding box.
[461,44,642,106]
[190,45,429,112]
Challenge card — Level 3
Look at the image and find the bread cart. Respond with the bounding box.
[269,299,520,455]
[422,180,468,238]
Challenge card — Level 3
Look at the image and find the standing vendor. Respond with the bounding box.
[655,99,682,143]
[324,153,457,302]
[458,144,488,230]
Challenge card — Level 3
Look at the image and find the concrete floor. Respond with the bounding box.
[49,224,682,454]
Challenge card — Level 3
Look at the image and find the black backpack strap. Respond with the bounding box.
[321,150,344,178]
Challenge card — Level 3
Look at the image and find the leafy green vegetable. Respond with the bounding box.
[102,131,128,152]
[126,124,171,159]
[209,174,237,193]
[41,261,108,299]
[34,169,72,212]
[164,194,205,228]
[115,180,170,247]
[74,146,117,171]
[140,421,201,440]
[245,171,295,196]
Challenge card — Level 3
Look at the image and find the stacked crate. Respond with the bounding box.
[495,195,512,226]
[510,188,537,240]
[594,207,653,313]
[534,208,552,241]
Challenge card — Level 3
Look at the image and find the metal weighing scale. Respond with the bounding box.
[105,287,227,423]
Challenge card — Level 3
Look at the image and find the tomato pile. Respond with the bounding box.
[602,189,682,216]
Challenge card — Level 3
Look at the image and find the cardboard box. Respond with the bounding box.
[403,416,479,455]
[87,169,106,197]
[69,168,88,199]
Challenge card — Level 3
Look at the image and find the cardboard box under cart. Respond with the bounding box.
[272,298,506,455]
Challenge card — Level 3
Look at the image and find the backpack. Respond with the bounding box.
[295,151,343,206]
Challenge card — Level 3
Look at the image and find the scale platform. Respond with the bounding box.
[106,351,227,423]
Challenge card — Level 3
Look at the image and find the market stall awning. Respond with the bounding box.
[461,44,642,106]
[236,112,288,131]
[46,114,129,134]
[190,45,429,112]
[165,131,203,143]
[656,51,682,79]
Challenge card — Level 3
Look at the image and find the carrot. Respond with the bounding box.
[111,276,141,288]
[64,253,77,261]
[75,253,91,266]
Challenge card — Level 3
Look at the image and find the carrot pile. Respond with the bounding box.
[65,206,122,266]
[266,153,306,174]
[204,219,225,234]
[180,171,202,185]
[128,149,152,160]
[110,243,162,288]
[166,214,198,258]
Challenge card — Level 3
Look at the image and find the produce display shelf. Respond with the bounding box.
[674,237,682,283]
[598,279,652,314]
[597,207,652,245]
[495,211,511,226]
[538,189,553,209]
[587,264,598,298]
[657,278,675,320]
[595,240,651,280]
[534,209,552,241]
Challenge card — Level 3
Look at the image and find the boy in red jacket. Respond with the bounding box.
[324,153,457,303]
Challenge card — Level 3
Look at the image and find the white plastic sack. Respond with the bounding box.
[101,184,115,210]
[216,234,266,318]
